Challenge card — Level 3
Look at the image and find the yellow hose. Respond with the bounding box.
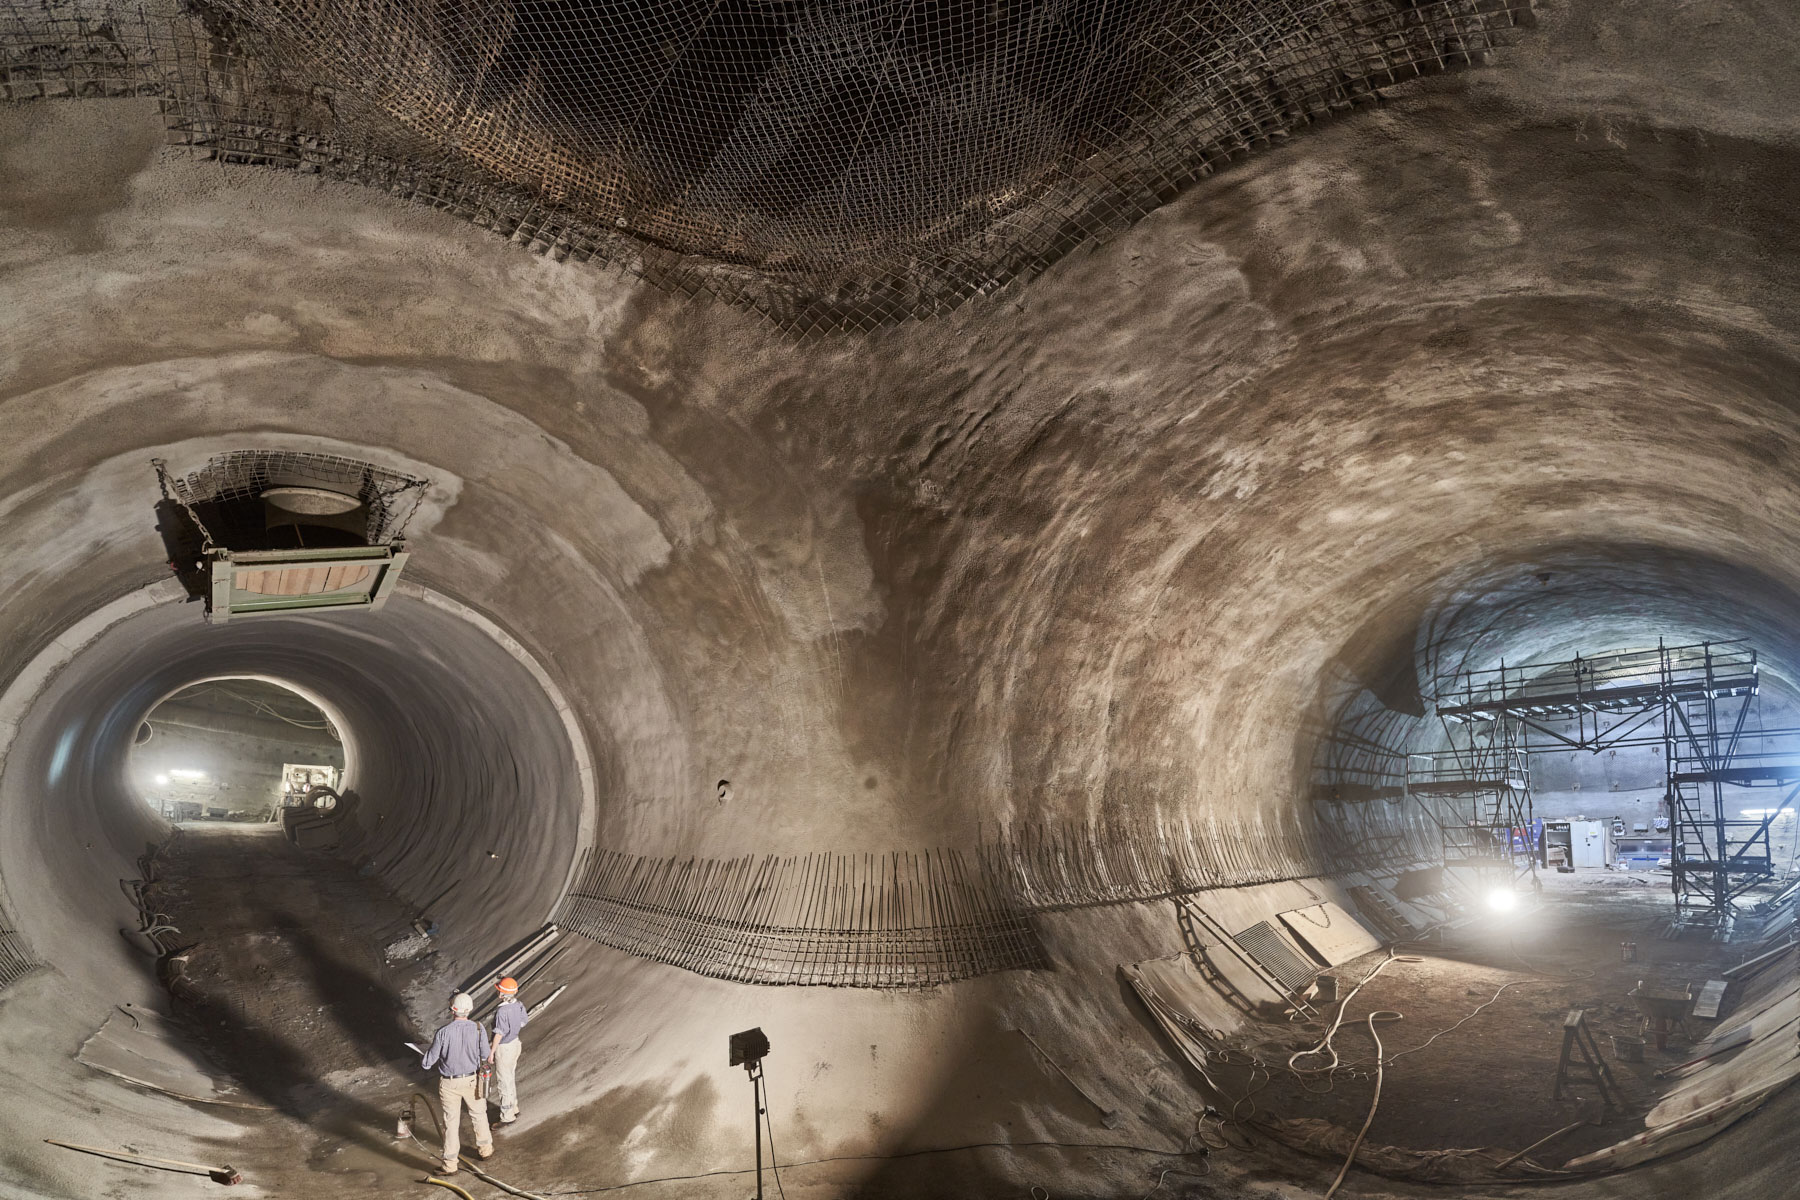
[410,1087,548,1198]
[424,1177,476,1199]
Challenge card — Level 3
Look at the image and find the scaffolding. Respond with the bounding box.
[1434,640,1800,932]
[1407,710,1535,905]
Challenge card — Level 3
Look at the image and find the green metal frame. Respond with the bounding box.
[206,543,409,623]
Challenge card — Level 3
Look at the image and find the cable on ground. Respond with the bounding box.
[1383,975,1545,1064]
[424,1178,476,1199]
[1323,1010,1392,1200]
[407,1090,550,1200]
[1140,1164,1211,1198]
[1286,951,1419,1079]
[1212,938,1580,1144]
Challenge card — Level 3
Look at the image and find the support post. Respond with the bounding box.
[751,1061,765,1200]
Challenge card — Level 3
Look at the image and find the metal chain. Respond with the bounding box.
[378,478,431,542]
[151,457,216,552]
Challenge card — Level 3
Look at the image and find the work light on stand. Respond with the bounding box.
[729,1027,771,1200]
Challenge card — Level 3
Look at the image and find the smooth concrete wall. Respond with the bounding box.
[0,594,583,995]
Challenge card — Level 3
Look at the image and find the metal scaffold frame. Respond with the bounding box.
[1434,639,1800,932]
[1408,703,1536,906]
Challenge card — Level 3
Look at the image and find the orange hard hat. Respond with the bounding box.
[496,977,518,995]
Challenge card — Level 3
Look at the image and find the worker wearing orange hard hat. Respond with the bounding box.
[486,977,531,1124]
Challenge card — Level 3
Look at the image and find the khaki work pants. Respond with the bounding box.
[493,1038,523,1120]
[438,1073,493,1167]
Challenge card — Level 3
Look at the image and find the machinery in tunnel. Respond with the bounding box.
[130,677,344,823]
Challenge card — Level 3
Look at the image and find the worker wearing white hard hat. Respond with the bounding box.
[420,992,494,1173]
[487,976,531,1124]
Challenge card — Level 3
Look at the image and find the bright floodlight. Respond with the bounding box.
[154,774,169,786]
[1487,888,1519,913]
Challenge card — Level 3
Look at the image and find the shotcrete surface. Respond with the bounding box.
[4,0,1800,1196]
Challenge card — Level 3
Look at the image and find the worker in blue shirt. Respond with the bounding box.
[487,976,530,1124]
[421,992,495,1173]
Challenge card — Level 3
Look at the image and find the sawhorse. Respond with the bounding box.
[1552,1009,1620,1109]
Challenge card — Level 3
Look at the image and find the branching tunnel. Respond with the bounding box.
[5,1,1800,1197]
[2,595,588,999]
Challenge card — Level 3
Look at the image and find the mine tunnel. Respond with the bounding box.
[4,0,1800,1197]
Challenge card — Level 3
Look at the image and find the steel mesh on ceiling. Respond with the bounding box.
[1,0,1531,329]
[157,451,429,544]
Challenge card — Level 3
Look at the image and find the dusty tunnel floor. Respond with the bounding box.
[1218,873,1762,1170]
[133,836,1771,1193]
[113,837,1789,1194]
[143,825,461,1183]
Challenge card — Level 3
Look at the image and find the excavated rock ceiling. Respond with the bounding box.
[1,0,1531,326]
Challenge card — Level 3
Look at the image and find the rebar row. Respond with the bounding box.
[979,805,1340,912]
[554,847,1046,988]
[556,805,1424,986]
[0,927,40,990]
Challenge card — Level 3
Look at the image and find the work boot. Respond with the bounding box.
[441,1161,458,1175]
[478,1146,494,1160]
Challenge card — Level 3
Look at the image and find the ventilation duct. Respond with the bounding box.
[152,452,428,622]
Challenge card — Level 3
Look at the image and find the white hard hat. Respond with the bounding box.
[450,992,474,1016]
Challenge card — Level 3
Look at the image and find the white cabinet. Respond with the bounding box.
[1571,820,1613,868]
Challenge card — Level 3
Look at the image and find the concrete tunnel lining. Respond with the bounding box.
[0,579,593,1003]
[5,1,1800,1193]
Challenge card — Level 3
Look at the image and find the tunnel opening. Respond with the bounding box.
[1418,642,1800,926]
[1311,546,1800,917]
[1250,550,1800,1181]
[0,583,593,1190]
[129,678,345,824]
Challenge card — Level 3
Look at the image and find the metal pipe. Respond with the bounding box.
[1496,1120,1587,1169]
[1723,938,1795,980]
[43,1139,240,1184]
[751,1063,765,1200]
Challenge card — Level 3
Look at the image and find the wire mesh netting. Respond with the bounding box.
[157,450,428,546]
[2,0,1531,329]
